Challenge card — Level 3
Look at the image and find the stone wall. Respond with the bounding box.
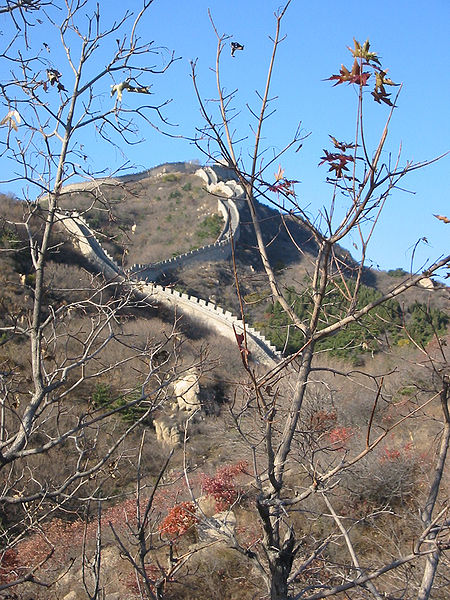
[55,165,281,366]
[131,281,281,365]
[55,211,121,280]
[44,161,199,197]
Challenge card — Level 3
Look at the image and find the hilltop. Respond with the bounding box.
[54,161,448,362]
[2,160,447,367]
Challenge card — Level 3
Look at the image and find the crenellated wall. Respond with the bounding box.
[55,165,282,365]
[130,281,281,364]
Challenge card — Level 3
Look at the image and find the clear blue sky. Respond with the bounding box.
[1,0,448,277]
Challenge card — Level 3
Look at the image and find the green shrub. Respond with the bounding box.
[196,214,223,241]
[161,173,178,182]
[91,383,111,406]
[262,282,448,361]
[398,385,415,396]
[243,290,271,304]
[87,213,102,229]
[91,384,151,424]
[387,268,408,277]
[0,227,29,272]
[406,302,449,347]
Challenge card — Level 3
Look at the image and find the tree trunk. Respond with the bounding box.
[270,563,291,600]
[269,531,295,600]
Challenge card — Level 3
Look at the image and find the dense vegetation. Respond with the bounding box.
[258,280,448,362]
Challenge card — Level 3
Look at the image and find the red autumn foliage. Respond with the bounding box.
[328,426,353,449]
[1,461,249,585]
[13,518,86,578]
[327,39,398,106]
[319,149,355,178]
[269,178,299,197]
[201,460,248,511]
[380,441,414,463]
[0,548,20,584]
[327,59,371,87]
[158,501,198,539]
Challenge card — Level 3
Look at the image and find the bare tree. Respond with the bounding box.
[0,0,182,593]
[191,3,450,599]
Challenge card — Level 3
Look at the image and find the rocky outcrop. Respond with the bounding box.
[174,368,201,414]
[153,412,183,446]
[153,369,203,446]
[418,277,436,289]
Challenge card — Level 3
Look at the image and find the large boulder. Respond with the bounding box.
[174,369,201,414]
[153,413,182,446]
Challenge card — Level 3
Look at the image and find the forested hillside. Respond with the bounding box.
[0,164,448,599]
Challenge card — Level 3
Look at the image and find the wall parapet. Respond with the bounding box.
[130,280,281,364]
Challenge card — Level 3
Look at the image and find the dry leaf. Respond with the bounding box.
[434,214,450,224]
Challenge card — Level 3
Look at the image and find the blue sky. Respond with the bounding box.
[1,0,448,277]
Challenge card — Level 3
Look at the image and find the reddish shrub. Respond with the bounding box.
[328,426,353,449]
[236,522,262,553]
[201,460,247,511]
[158,501,198,539]
[309,409,337,433]
[1,462,249,585]
[0,548,20,584]
[0,518,88,584]
[103,497,139,532]
[380,442,414,463]
[381,447,402,462]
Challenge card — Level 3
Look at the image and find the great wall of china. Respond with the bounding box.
[56,164,282,365]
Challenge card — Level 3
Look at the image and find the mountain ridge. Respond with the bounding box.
[54,160,448,367]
